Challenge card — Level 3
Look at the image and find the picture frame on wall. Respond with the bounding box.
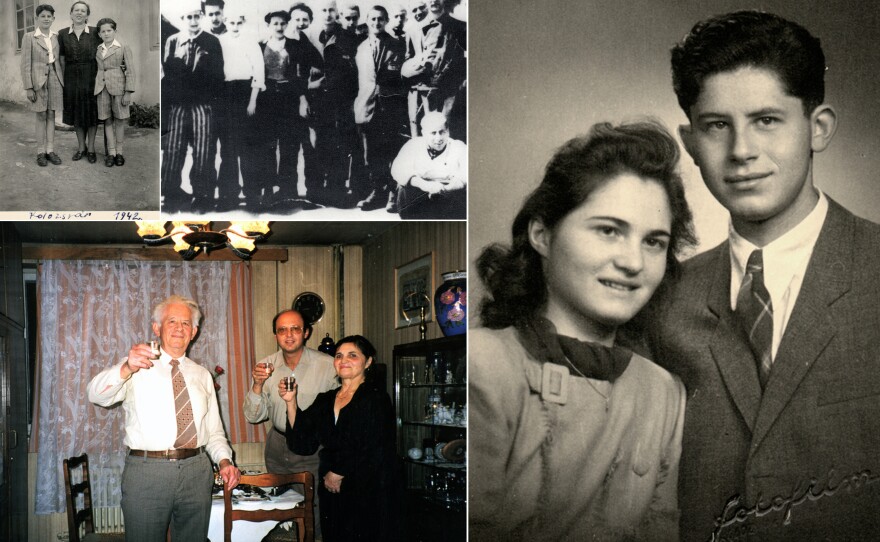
[395,252,435,329]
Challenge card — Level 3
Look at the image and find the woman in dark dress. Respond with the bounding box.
[282,335,399,542]
[58,1,99,162]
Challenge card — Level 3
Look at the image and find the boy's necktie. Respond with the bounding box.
[736,250,774,389]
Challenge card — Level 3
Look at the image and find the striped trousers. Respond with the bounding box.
[161,103,216,211]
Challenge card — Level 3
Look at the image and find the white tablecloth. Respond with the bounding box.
[207,489,304,542]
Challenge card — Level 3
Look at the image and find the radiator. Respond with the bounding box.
[94,507,125,534]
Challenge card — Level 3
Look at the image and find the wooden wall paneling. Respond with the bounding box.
[361,222,467,390]
[251,261,280,362]
[343,245,364,337]
[277,247,338,351]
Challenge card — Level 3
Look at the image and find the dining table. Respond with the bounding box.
[207,485,304,542]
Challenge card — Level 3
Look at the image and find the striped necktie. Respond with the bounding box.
[735,250,774,389]
[170,359,198,449]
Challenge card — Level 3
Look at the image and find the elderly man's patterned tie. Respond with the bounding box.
[736,250,774,389]
[170,359,198,449]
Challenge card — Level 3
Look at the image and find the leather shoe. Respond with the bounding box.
[36,153,48,167]
[47,152,62,165]
[114,154,125,166]
[87,151,97,163]
[104,155,115,167]
[72,149,85,161]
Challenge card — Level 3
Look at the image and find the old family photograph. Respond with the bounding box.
[1,0,160,213]
[1,0,467,219]
[160,0,467,219]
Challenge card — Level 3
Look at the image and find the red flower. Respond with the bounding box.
[440,290,455,305]
[459,291,467,306]
[212,365,225,391]
[448,307,465,322]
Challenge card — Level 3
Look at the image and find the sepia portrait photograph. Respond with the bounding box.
[0,0,161,215]
[160,0,467,221]
[468,1,880,540]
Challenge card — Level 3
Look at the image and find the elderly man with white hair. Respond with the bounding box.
[88,295,240,542]
[390,111,466,219]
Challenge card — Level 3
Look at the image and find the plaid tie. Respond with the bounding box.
[170,359,198,449]
[736,250,774,389]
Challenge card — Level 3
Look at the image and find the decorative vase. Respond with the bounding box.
[434,271,467,336]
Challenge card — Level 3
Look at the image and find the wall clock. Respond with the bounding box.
[293,292,325,326]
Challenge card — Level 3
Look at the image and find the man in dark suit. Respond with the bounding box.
[649,11,880,541]
[161,1,224,213]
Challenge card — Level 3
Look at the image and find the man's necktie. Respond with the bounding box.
[170,359,198,449]
[735,250,774,389]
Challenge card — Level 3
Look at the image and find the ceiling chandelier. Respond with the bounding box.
[136,221,270,260]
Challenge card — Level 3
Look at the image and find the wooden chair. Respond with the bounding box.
[63,453,125,542]
[223,472,315,542]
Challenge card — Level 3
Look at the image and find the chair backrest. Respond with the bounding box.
[223,471,315,542]
[63,453,95,542]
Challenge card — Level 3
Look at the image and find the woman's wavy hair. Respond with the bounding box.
[477,121,697,329]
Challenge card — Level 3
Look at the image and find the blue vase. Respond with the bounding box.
[434,271,467,337]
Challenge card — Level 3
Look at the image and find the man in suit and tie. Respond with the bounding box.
[648,10,880,541]
[307,0,362,207]
[88,295,241,542]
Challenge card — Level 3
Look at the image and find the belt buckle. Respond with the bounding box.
[165,450,178,462]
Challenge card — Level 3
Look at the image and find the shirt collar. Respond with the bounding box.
[158,349,188,367]
[179,29,203,45]
[729,190,828,303]
[68,25,90,33]
[99,39,121,51]
[34,28,56,38]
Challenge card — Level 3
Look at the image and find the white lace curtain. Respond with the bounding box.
[34,260,233,514]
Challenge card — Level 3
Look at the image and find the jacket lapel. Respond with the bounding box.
[34,33,50,52]
[104,44,120,60]
[706,244,763,432]
[751,199,853,450]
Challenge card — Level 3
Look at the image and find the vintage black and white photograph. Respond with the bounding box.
[469,1,880,541]
[160,0,467,220]
[0,0,160,214]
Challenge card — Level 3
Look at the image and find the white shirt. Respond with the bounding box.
[391,137,468,187]
[178,29,204,46]
[729,191,828,360]
[99,39,121,58]
[34,28,56,63]
[219,32,266,89]
[87,349,234,464]
[243,348,339,430]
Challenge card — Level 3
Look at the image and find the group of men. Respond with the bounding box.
[160,0,467,218]
[88,297,337,542]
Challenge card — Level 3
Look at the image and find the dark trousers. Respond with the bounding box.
[216,80,256,206]
[265,429,322,538]
[362,94,408,200]
[256,82,304,199]
[121,452,213,542]
[310,94,361,206]
[161,103,216,211]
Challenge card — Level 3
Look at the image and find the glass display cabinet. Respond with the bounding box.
[393,335,466,541]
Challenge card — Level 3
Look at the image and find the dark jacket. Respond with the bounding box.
[649,199,880,541]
